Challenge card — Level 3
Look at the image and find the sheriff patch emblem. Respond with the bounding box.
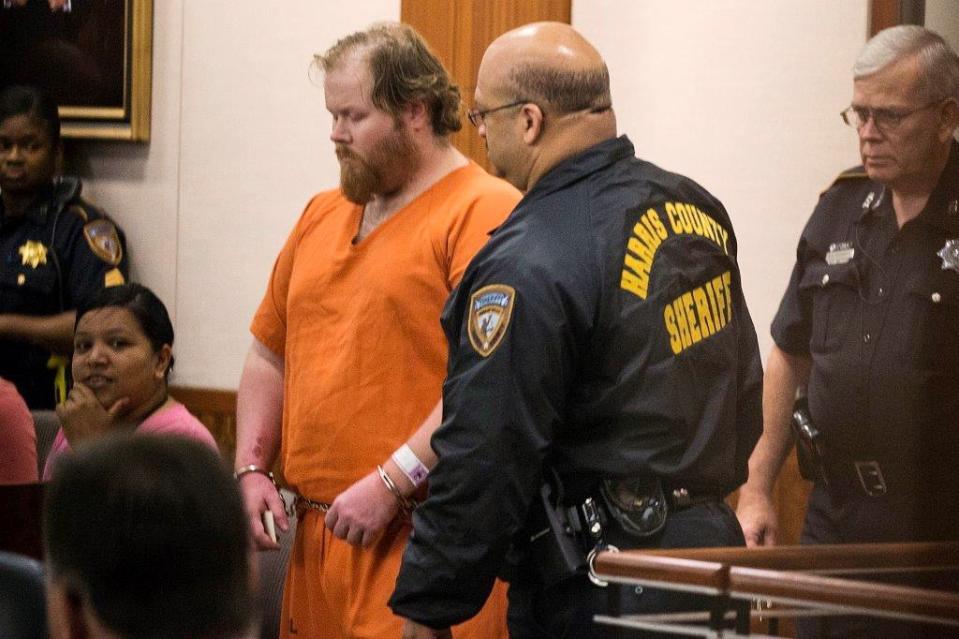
[468,284,515,357]
[83,220,123,265]
[18,241,48,268]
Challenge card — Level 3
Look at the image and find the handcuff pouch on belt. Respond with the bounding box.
[599,478,668,539]
[527,479,591,588]
[790,396,829,486]
[526,472,670,589]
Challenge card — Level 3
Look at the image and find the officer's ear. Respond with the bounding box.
[937,98,959,143]
[521,102,546,145]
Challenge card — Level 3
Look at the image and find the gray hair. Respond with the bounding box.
[507,64,611,115]
[854,25,959,102]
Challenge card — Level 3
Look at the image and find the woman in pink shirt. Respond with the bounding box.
[43,284,217,480]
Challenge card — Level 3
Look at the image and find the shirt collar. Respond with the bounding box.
[522,135,634,204]
[857,140,959,233]
[0,185,52,227]
[0,178,81,227]
[485,136,633,236]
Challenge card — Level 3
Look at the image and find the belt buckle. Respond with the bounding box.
[854,460,887,497]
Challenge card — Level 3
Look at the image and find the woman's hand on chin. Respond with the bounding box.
[56,383,131,446]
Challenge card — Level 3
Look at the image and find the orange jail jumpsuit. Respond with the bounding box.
[251,162,520,638]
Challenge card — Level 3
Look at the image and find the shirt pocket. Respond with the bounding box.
[903,271,959,371]
[797,261,859,354]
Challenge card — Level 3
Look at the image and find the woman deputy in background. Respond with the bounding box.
[0,84,129,411]
[43,283,217,479]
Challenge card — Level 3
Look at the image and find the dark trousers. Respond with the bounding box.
[796,481,959,639]
[507,501,745,638]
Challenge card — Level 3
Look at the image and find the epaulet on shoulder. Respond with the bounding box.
[820,167,868,197]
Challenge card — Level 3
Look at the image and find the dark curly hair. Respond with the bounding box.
[315,22,462,136]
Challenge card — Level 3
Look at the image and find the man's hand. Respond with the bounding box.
[325,469,400,547]
[402,619,452,639]
[238,472,289,550]
[56,383,128,446]
[736,488,779,547]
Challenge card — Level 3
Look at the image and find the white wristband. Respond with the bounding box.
[391,444,430,487]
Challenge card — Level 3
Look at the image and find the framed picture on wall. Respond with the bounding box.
[0,0,153,142]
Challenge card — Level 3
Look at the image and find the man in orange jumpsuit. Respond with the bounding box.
[234,23,520,639]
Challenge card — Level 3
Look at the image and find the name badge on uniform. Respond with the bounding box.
[938,239,959,274]
[467,284,515,357]
[826,242,855,265]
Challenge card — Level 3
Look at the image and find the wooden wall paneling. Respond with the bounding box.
[402,0,572,170]
[726,449,811,547]
[775,451,813,545]
[872,0,904,35]
[169,386,238,462]
[870,0,926,36]
[401,0,458,70]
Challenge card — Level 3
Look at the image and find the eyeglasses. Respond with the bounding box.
[840,100,940,133]
[467,100,529,127]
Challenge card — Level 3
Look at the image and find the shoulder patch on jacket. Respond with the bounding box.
[468,284,515,357]
[83,219,123,265]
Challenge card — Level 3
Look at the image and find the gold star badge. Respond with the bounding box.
[18,241,48,268]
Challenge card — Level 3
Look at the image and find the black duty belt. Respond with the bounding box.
[664,485,724,510]
[823,459,958,499]
[586,478,723,542]
[525,474,726,590]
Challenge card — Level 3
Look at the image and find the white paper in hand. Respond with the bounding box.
[262,510,277,543]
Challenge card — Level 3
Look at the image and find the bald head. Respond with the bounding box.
[474,23,616,192]
[482,22,611,114]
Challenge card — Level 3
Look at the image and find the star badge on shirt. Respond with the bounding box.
[938,239,959,275]
[468,284,516,357]
[18,240,48,268]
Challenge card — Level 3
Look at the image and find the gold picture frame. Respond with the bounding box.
[0,0,153,142]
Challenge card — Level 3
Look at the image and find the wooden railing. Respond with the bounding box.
[169,386,237,462]
[592,542,959,636]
